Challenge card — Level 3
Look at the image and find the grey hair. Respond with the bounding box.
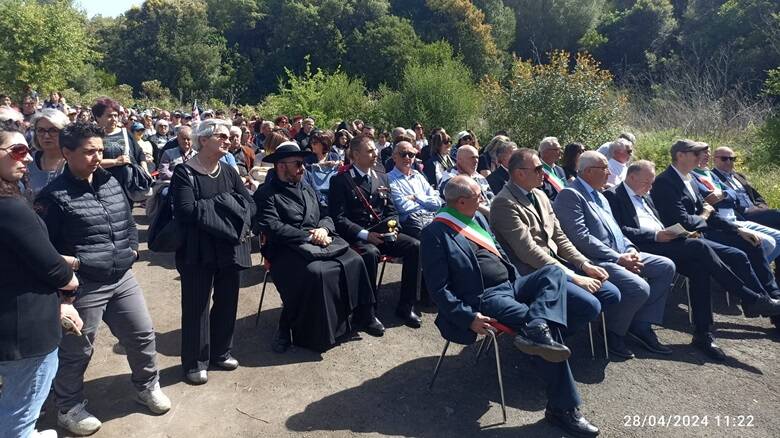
[391,127,406,139]
[608,138,632,156]
[393,140,413,155]
[483,135,512,159]
[626,160,655,176]
[261,120,274,129]
[577,151,607,174]
[619,132,636,144]
[229,125,242,136]
[191,118,232,151]
[507,148,538,173]
[538,136,560,154]
[0,107,23,123]
[31,109,70,149]
[444,175,479,204]
[456,144,478,160]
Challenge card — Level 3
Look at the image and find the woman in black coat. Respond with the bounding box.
[0,121,80,437]
[172,118,255,385]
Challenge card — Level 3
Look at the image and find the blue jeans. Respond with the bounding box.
[0,348,59,437]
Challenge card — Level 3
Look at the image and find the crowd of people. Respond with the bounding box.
[2,94,780,438]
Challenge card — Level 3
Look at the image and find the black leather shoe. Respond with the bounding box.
[692,332,726,361]
[628,328,672,355]
[545,407,600,437]
[395,308,422,328]
[742,295,780,317]
[359,316,385,337]
[513,321,571,363]
[271,329,292,353]
[606,332,635,359]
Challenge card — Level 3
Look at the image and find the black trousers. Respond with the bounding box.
[177,263,240,374]
[705,230,780,298]
[353,233,420,311]
[639,238,764,333]
[744,208,780,229]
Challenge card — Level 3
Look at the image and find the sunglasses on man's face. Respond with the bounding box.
[717,156,737,162]
[0,143,31,161]
[399,151,416,159]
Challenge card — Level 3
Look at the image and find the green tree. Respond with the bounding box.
[0,0,96,96]
[344,15,424,89]
[590,0,677,78]
[507,0,606,57]
[99,0,229,102]
[474,0,517,51]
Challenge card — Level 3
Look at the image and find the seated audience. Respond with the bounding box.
[490,149,618,335]
[561,142,585,180]
[329,135,423,328]
[304,130,341,209]
[254,143,383,353]
[484,137,517,194]
[422,129,454,189]
[421,175,599,438]
[388,141,442,238]
[606,138,633,187]
[440,145,494,216]
[553,151,675,359]
[538,136,567,201]
[606,160,780,360]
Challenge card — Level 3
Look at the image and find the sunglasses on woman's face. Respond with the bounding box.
[0,143,31,161]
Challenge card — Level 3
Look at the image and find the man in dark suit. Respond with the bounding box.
[539,136,568,201]
[650,140,780,313]
[485,140,516,194]
[329,135,422,328]
[606,160,780,360]
[712,146,780,229]
[421,175,599,438]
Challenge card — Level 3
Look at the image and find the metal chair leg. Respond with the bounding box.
[685,277,693,326]
[474,337,488,364]
[726,290,731,307]
[255,271,270,327]
[487,330,507,424]
[477,334,494,363]
[429,340,451,390]
[588,321,595,359]
[601,312,609,359]
[377,259,388,290]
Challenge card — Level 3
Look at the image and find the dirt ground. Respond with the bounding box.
[37,209,780,437]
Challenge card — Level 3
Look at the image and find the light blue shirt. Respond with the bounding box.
[388,167,442,221]
[577,177,628,252]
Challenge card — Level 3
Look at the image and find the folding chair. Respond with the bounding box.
[673,273,693,326]
[587,312,609,359]
[428,321,513,424]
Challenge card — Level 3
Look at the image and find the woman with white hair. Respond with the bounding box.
[171,118,256,384]
[26,108,69,197]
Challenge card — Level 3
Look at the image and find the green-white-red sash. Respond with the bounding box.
[543,164,565,192]
[692,168,720,191]
[433,207,501,258]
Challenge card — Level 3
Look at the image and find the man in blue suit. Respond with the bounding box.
[421,175,599,438]
[553,151,675,360]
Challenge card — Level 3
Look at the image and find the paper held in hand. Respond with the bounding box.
[664,223,690,237]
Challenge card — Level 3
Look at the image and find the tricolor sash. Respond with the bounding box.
[433,207,501,257]
[543,164,565,192]
[692,168,721,191]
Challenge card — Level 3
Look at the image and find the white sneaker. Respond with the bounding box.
[136,382,171,414]
[31,429,58,438]
[57,400,102,436]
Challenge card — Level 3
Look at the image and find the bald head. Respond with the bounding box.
[456,145,479,176]
[713,146,737,173]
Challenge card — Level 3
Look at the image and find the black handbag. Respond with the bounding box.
[290,235,350,261]
[147,165,197,253]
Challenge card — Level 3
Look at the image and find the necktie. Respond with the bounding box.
[636,195,664,230]
[592,190,626,252]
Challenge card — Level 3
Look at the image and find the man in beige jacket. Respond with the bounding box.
[490,148,620,334]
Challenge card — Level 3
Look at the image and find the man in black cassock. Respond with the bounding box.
[254,142,384,353]
[329,135,423,328]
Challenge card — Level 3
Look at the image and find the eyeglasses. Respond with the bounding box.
[280,160,304,168]
[212,133,229,141]
[399,151,417,159]
[0,143,31,161]
[36,127,60,137]
[717,156,737,162]
[518,165,544,173]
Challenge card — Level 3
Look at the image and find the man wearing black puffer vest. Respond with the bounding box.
[35,122,171,436]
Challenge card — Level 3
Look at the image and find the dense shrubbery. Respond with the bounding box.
[481,51,626,148]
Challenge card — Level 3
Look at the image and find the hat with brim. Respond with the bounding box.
[670,139,709,156]
[262,141,314,163]
[456,130,472,142]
